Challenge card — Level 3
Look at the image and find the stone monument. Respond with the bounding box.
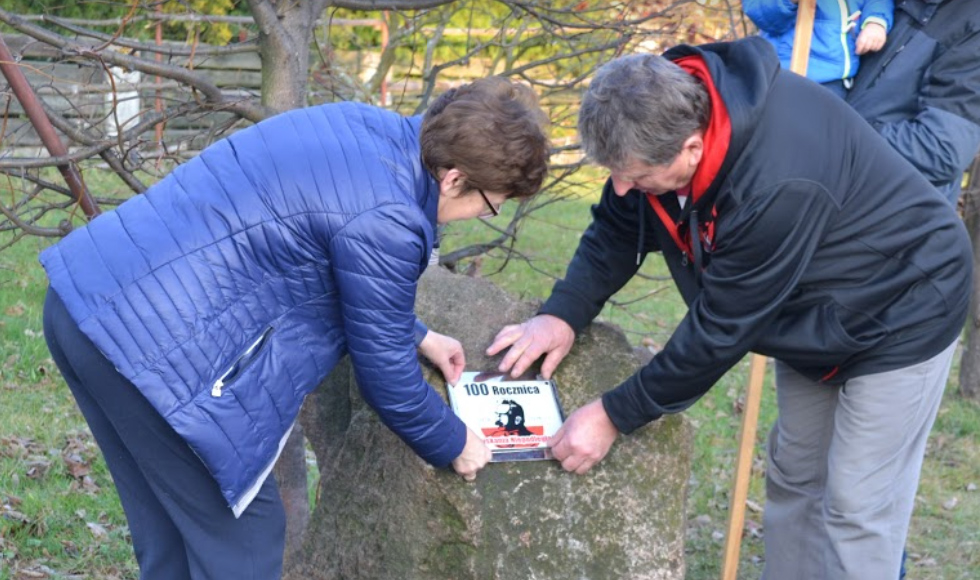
[289,267,693,580]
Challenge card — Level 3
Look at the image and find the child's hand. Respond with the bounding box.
[856,22,887,55]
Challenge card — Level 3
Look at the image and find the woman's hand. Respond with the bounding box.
[419,330,466,385]
[452,427,492,482]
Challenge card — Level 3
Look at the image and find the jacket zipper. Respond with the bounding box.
[212,326,274,397]
[838,0,853,78]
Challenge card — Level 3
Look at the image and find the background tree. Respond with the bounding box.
[960,159,980,398]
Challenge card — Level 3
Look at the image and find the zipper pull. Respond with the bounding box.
[212,378,225,398]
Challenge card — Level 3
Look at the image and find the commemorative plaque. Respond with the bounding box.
[447,371,565,462]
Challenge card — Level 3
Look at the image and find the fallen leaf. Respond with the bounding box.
[744,518,763,539]
[733,396,745,415]
[86,522,108,539]
[2,507,30,525]
[25,458,51,479]
[692,514,712,527]
[63,453,91,479]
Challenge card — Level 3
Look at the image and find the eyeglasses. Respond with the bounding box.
[477,189,501,218]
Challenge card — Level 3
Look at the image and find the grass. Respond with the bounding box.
[1,173,979,579]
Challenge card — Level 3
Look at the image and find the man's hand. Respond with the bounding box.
[550,399,619,474]
[452,427,492,482]
[485,314,575,379]
[855,22,887,55]
[419,330,466,385]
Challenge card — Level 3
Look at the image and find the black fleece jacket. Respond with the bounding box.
[847,0,980,200]
[540,38,972,434]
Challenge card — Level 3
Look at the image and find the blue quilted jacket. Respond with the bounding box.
[40,102,467,515]
[744,0,894,84]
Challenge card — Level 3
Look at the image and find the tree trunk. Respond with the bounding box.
[959,155,980,398]
[249,0,326,565]
[255,8,314,112]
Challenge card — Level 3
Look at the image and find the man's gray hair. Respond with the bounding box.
[578,53,710,169]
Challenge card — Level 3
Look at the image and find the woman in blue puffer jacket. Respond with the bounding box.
[40,77,550,579]
[744,0,893,97]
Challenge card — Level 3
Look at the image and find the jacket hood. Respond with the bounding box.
[664,37,780,209]
[638,37,780,272]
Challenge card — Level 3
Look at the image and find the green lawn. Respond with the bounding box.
[1,176,978,579]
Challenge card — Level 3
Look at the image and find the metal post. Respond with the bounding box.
[0,33,100,219]
[155,9,164,143]
[380,12,389,107]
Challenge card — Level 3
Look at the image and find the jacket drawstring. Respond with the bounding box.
[637,193,646,266]
[690,209,702,287]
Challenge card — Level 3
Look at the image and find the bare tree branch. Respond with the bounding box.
[330,0,456,10]
[45,16,260,56]
[38,100,148,194]
[0,100,221,171]
[0,7,273,122]
[246,0,289,43]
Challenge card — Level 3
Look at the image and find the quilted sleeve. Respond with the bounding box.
[743,0,798,36]
[329,203,466,466]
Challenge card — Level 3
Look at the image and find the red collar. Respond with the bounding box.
[645,54,731,263]
[673,54,731,203]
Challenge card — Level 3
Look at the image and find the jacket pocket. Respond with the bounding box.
[211,326,275,397]
[757,302,885,367]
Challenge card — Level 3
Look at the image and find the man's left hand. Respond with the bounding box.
[419,330,466,384]
[550,398,619,474]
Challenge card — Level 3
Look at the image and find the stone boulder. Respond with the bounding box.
[289,267,693,580]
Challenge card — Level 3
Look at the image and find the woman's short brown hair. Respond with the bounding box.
[421,77,550,199]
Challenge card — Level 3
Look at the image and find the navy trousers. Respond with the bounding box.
[43,289,286,580]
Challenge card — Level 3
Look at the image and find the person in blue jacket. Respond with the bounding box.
[744,0,893,97]
[40,76,550,579]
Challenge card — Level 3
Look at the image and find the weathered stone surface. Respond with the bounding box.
[290,268,693,580]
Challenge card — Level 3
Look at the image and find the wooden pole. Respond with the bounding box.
[720,354,767,580]
[789,0,818,76]
[719,2,816,578]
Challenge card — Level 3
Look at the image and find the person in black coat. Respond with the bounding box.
[847,0,980,204]
[488,38,971,578]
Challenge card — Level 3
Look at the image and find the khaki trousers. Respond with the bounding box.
[761,340,956,580]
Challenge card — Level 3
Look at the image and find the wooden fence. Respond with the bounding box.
[0,33,396,156]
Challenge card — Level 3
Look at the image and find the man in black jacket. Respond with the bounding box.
[487,37,971,578]
[847,0,980,204]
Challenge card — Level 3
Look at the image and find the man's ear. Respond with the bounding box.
[684,131,704,166]
[439,168,466,198]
